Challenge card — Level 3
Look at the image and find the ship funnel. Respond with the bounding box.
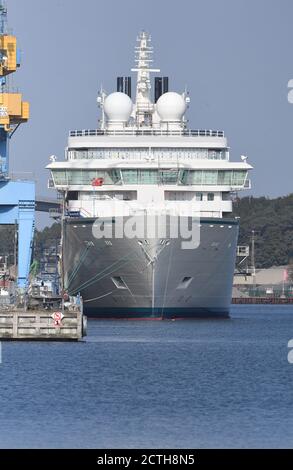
[155,77,169,103]
[163,77,169,94]
[117,77,124,93]
[155,78,162,103]
[117,77,132,98]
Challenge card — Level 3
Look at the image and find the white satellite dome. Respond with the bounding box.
[156,92,187,122]
[104,92,133,122]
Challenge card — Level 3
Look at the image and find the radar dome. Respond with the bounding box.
[156,92,187,122]
[104,92,133,122]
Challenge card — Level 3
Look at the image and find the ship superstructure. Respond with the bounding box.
[48,32,252,319]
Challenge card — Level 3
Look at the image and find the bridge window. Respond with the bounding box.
[51,169,121,186]
[179,170,248,187]
[51,169,248,188]
[160,169,179,184]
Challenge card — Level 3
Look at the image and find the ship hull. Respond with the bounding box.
[63,217,239,319]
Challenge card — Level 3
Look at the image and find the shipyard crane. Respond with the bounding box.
[0,0,35,289]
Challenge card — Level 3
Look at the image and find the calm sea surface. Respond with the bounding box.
[0,306,293,449]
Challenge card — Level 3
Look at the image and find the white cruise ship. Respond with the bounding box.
[47,32,252,319]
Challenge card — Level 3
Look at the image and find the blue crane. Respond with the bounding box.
[0,0,35,289]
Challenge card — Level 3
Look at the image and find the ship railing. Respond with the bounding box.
[69,129,225,138]
[80,207,92,218]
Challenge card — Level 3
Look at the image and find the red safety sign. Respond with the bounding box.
[52,312,64,327]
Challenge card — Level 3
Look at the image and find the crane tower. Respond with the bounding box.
[0,1,35,289]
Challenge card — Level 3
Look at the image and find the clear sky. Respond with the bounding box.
[6,0,293,207]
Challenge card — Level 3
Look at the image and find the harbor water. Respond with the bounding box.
[0,305,293,449]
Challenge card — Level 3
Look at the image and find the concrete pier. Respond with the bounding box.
[0,309,87,341]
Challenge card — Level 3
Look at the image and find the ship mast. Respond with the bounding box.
[131,31,160,128]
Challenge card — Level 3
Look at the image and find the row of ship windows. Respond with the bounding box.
[52,169,247,186]
[164,192,216,201]
[67,148,228,161]
[73,191,219,202]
